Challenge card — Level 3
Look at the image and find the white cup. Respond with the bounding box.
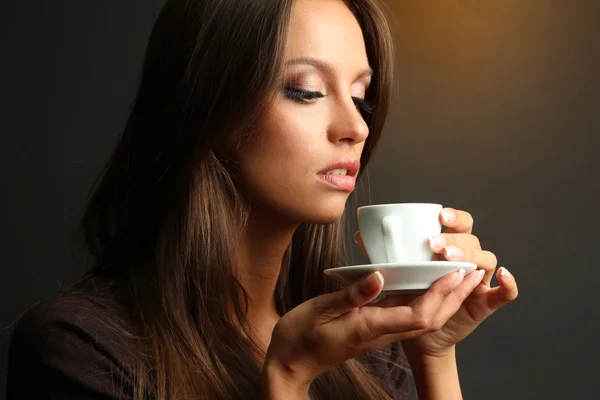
[357,203,443,264]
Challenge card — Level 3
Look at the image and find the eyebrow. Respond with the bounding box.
[285,57,374,80]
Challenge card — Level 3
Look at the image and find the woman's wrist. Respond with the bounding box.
[260,359,311,400]
[404,345,456,365]
[403,346,463,400]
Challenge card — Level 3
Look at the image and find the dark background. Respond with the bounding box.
[1,1,599,399]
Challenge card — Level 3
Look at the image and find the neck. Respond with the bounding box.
[237,207,298,323]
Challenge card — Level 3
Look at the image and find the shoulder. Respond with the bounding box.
[7,280,134,399]
[10,284,126,357]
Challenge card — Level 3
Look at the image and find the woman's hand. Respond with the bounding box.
[355,207,519,359]
[262,261,484,395]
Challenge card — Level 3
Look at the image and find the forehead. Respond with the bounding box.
[285,0,368,66]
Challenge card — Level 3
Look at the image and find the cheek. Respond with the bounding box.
[233,102,358,223]
[235,108,342,219]
[254,120,320,187]
[236,116,314,189]
[256,107,323,172]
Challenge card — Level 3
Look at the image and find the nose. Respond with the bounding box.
[326,97,370,145]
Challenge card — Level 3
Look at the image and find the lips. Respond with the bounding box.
[317,157,360,178]
[316,157,360,192]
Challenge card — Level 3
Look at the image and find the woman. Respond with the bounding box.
[7,0,518,399]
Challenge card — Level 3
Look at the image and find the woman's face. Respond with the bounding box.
[236,0,372,224]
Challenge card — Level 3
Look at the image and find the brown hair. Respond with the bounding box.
[80,0,402,398]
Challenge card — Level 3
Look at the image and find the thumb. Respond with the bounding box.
[313,271,384,321]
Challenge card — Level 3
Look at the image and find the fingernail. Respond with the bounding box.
[473,270,485,288]
[499,267,513,281]
[428,235,447,249]
[441,209,457,223]
[444,246,464,260]
[361,271,383,294]
[452,269,466,288]
[354,232,359,244]
[374,271,383,286]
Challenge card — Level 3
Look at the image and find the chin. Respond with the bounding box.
[296,195,349,225]
[252,188,351,226]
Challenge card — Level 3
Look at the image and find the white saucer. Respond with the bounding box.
[324,261,477,294]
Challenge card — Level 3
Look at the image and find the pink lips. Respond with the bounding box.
[316,157,360,192]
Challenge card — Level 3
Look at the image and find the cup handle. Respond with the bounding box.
[381,216,402,263]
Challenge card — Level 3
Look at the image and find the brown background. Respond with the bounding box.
[2,1,599,398]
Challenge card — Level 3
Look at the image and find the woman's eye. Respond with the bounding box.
[352,96,373,117]
[283,87,373,117]
[283,87,324,103]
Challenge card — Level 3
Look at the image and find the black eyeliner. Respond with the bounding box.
[283,86,373,116]
[283,86,325,102]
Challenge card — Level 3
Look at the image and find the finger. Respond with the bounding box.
[440,208,473,234]
[365,292,423,308]
[442,247,497,286]
[485,267,519,311]
[371,269,480,341]
[408,268,465,315]
[312,271,384,322]
[428,233,481,252]
[334,304,427,348]
[354,231,368,259]
[427,269,485,328]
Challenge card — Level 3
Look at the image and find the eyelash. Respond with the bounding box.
[283,87,373,116]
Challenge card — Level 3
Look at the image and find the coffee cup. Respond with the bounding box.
[357,203,443,264]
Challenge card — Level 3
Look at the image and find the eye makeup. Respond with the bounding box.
[282,86,373,116]
[352,96,373,116]
[283,87,325,103]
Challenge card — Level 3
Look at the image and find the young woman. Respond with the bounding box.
[7,0,518,399]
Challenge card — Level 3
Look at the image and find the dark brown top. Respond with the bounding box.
[6,282,414,399]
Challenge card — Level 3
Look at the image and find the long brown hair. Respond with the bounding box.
[79,0,402,398]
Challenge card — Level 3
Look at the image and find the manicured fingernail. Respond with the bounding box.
[441,208,457,223]
[452,269,466,288]
[473,270,485,288]
[429,235,447,249]
[374,271,383,286]
[499,267,513,281]
[444,246,464,260]
[361,271,383,294]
